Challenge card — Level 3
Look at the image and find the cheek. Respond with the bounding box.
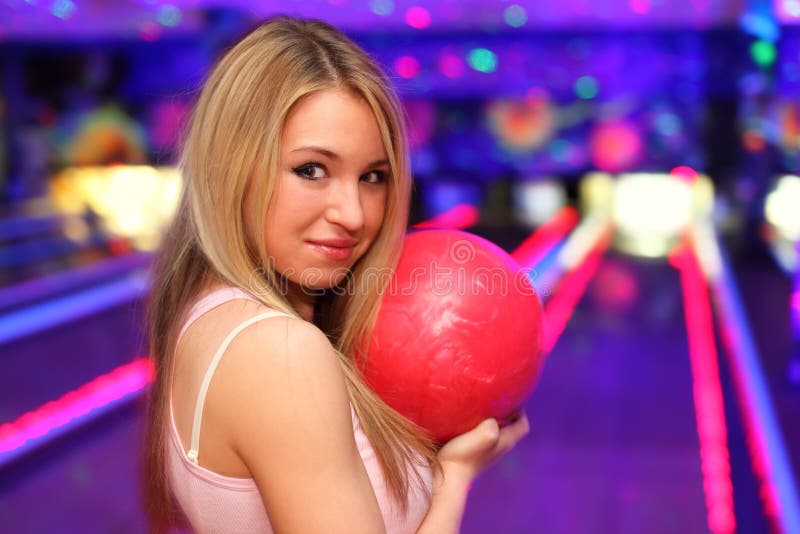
[365,193,388,235]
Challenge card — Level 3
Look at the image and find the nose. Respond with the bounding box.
[326,179,364,234]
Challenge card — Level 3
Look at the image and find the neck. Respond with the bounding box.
[285,281,317,322]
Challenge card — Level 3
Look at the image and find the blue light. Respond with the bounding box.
[370,0,394,16]
[655,113,682,136]
[51,0,75,20]
[0,272,148,345]
[157,5,182,27]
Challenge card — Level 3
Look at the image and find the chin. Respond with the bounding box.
[290,269,350,292]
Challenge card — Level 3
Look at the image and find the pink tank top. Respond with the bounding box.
[166,286,432,533]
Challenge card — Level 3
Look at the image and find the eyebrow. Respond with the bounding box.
[291,146,389,169]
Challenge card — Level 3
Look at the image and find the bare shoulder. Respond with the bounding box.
[215,308,346,400]
[207,308,384,532]
[205,305,352,447]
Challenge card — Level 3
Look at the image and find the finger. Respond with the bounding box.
[495,412,529,453]
[477,418,500,449]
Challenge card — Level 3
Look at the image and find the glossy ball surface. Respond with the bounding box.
[361,229,544,442]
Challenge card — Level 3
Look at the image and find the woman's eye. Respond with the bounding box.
[293,163,326,180]
[361,170,387,184]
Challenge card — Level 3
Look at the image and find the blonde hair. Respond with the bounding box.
[143,16,438,532]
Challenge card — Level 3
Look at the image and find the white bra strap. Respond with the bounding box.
[186,310,289,464]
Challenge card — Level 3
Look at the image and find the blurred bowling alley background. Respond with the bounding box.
[1,1,800,533]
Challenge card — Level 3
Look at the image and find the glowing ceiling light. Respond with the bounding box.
[574,76,599,99]
[405,6,431,29]
[671,165,699,181]
[612,173,705,258]
[765,175,800,241]
[467,48,497,73]
[394,56,420,79]
[751,40,777,67]
[438,53,465,78]
[157,5,181,27]
[504,5,527,27]
[51,0,75,20]
[370,0,394,16]
[629,0,652,14]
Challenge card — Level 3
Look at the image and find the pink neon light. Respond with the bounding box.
[670,245,736,534]
[413,203,479,230]
[0,358,154,456]
[540,230,611,353]
[671,165,699,182]
[511,206,580,269]
[629,0,652,14]
[405,6,431,29]
[394,56,421,79]
[438,52,465,78]
[713,287,787,529]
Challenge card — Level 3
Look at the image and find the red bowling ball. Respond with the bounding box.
[360,229,544,443]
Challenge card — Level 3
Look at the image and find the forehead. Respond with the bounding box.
[281,89,388,160]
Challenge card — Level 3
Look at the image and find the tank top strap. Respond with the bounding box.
[186,308,291,464]
[174,285,293,465]
[178,286,261,343]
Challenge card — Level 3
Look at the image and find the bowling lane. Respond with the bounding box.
[463,254,711,533]
[0,403,147,532]
[0,299,147,423]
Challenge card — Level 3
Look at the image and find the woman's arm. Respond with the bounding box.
[416,416,530,534]
[211,316,386,534]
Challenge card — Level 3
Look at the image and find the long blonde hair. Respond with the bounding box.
[144,16,437,531]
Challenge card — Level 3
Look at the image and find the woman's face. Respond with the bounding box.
[259,88,390,290]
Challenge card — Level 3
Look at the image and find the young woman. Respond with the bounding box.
[144,16,529,533]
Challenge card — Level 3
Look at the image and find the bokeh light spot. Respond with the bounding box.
[670,166,698,182]
[395,56,420,79]
[574,76,599,99]
[468,48,497,73]
[751,40,777,67]
[504,5,527,27]
[157,5,181,27]
[405,6,431,29]
[438,53,465,78]
[370,0,394,16]
[743,129,767,152]
[51,0,75,20]
[630,0,652,14]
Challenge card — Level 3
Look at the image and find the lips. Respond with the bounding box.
[306,239,357,261]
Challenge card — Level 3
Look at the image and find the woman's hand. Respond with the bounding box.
[415,414,529,533]
[436,412,530,486]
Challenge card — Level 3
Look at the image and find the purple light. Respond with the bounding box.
[630,0,652,14]
[394,56,420,79]
[405,6,431,29]
[139,20,161,41]
[791,280,800,336]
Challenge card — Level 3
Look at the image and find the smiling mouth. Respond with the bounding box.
[307,242,355,261]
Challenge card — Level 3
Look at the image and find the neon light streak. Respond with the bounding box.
[671,243,736,534]
[0,251,152,312]
[540,232,611,353]
[412,203,479,230]
[0,358,154,468]
[693,224,800,534]
[511,205,580,268]
[0,271,149,345]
